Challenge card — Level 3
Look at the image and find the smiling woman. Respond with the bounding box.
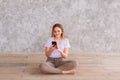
[39,23,77,74]
[51,24,65,39]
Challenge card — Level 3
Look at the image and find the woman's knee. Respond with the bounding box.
[70,60,77,68]
[39,63,48,73]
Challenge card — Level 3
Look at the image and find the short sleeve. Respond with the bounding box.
[64,39,70,48]
[45,38,53,47]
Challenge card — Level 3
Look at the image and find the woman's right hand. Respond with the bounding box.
[50,46,56,50]
[45,45,57,57]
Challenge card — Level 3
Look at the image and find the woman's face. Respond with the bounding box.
[53,27,62,38]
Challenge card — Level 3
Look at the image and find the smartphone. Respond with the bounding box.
[52,41,57,47]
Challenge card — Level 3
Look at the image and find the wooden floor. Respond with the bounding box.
[0,53,120,80]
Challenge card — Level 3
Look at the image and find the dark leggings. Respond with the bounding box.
[39,57,77,74]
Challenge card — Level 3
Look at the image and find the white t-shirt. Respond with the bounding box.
[45,37,70,58]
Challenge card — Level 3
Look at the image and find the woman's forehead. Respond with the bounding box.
[54,27,62,30]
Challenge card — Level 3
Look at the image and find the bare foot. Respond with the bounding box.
[62,70,76,74]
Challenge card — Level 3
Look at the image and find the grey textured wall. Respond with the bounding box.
[0,0,120,53]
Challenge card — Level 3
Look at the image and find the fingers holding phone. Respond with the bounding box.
[52,41,56,47]
[52,41,58,49]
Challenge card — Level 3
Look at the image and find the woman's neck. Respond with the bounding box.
[54,37,62,45]
[54,37,61,40]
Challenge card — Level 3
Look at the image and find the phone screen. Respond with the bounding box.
[52,41,56,46]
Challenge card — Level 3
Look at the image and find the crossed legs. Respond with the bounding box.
[40,60,77,74]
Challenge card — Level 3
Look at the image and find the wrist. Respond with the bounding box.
[58,49,63,53]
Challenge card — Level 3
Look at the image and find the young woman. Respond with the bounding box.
[40,23,77,74]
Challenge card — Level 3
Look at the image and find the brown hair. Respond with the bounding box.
[51,23,65,39]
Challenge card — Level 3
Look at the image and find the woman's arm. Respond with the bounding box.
[45,46,56,57]
[57,48,68,58]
